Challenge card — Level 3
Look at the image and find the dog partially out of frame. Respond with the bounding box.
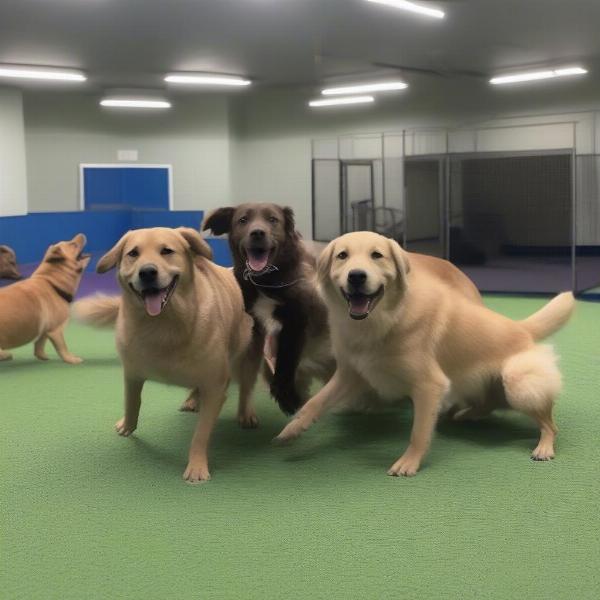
[0,234,90,363]
[276,231,575,476]
[0,245,21,280]
[74,227,259,483]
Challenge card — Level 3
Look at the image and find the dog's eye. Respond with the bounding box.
[127,249,139,258]
[336,251,348,260]
[238,216,248,224]
[267,216,278,224]
[371,251,384,259]
[160,247,174,256]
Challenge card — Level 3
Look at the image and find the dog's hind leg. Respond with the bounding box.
[0,347,13,361]
[47,323,82,364]
[502,346,561,460]
[180,389,199,412]
[34,334,49,361]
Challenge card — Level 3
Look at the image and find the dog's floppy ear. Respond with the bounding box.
[282,206,297,237]
[45,244,67,264]
[71,233,87,247]
[202,207,235,236]
[388,239,411,286]
[316,240,336,284]
[96,233,130,274]
[177,227,213,260]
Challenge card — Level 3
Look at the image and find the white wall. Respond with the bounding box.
[23,92,232,213]
[0,88,28,216]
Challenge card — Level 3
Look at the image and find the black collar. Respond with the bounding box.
[242,263,302,289]
[50,282,74,303]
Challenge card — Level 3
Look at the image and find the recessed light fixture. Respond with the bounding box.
[164,73,251,86]
[100,99,172,109]
[309,96,375,108]
[0,64,86,82]
[490,66,588,85]
[366,0,445,20]
[322,81,408,95]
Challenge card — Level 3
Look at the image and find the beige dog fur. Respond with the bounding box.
[276,231,574,476]
[0,234,89,363]
[74,227,258,483]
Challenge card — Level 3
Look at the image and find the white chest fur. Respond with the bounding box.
[252,293,282,337]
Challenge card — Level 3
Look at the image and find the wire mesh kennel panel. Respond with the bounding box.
[448,151,574,293]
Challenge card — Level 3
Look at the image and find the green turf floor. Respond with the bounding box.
[2,296,599,599]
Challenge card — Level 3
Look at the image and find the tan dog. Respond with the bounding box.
[0,245,21,280]
[74,227,259,483]
[0,234,89,363]
[276,231,575,476]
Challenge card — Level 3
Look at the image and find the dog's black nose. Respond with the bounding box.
[347,269,367,288]
[250,229,266,239]
[139,264,158,283]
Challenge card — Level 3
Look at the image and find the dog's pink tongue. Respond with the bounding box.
[248,253,269,272]
[144,292,164,317]
[349,296,370,316]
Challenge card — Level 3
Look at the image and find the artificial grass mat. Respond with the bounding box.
[2,295,599,599]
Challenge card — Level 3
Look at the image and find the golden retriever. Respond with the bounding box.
[275,231,575,476]
[74,227,259,483]
[0,234,89,363]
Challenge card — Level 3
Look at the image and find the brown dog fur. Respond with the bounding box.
[0,234,89,363]
[0,245,21,280]
[73,227,259,483]
[275,231,574,476]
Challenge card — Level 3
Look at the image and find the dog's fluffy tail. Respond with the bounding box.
[73,294,120,328]
[520,292,575,341]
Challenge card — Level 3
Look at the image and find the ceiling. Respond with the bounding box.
[1,0,599,93]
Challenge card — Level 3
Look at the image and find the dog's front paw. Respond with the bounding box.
[183,460,211,484]
[63,354,83,365]
[0,351,13,361]
[531,443,555,461]
[115,418,136,437]
[387,450,423,477]
[270,381,302,415]
[238,410,259,429]
[273,418,307,445]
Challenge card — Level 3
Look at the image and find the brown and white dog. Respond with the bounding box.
[74,227,259,483]
[204,203,335,415]
[276,231,574,476]
[0,234,89,363]
[0,245,21,280]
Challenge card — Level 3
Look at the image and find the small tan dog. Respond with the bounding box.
[0,234,89,363]
[0,245,21,280]
[74,227,259,483]
[276,231,575,476]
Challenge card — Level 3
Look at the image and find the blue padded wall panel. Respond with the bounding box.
[83,167,170,210]
[130,209,201,230]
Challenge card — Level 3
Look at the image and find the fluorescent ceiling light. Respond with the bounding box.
[366,0,445,19]
[322,81,408,95]
[0,65,86,82]
[100,99,172,109]
[490,66,588,85]
[309,96,375,108]
[164,73,251,86]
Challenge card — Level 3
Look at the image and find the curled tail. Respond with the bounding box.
[520,292,575,341]
[73,294,121,328]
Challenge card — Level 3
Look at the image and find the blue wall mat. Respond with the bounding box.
[0,209,205,266]
[0,210,130,264]
[83,167,170,210]
[207,238,232,267]
[83,168,123,210]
